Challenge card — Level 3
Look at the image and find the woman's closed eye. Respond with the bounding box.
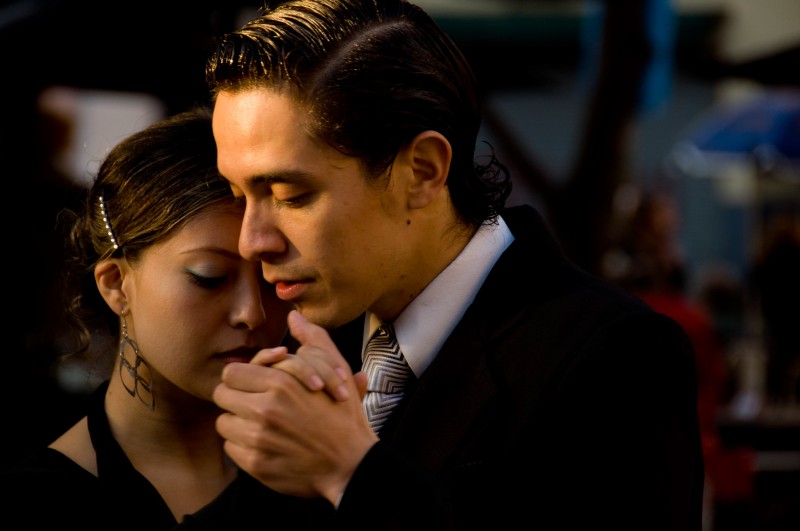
[186,270,228,289]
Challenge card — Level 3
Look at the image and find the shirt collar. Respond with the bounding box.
[363,215,514,377]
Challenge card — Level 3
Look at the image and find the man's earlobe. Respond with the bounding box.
[406,130,452,209]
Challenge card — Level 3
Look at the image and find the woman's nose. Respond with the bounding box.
[231,274,268,331]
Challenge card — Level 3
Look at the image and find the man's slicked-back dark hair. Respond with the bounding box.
[206,0,511,229]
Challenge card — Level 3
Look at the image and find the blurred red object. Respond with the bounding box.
[636,290,755,503]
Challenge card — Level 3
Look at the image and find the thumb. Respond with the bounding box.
[287,310,339,352]
[353,371,369,400]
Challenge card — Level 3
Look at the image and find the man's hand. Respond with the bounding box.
[249,310,367,401]
[213,310,377,503]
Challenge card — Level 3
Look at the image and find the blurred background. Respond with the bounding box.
[1,1,798,529]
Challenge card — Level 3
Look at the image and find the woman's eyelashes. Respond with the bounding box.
[186,269,228,289]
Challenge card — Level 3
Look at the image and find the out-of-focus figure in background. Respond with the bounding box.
[750,213,800,405]
[602,185,755,528]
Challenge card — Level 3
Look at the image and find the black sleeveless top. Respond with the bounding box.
[1,380,333,530]
[1,381,179,528]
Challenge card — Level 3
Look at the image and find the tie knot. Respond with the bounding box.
[363,323,410,393]
[367,323,396,349]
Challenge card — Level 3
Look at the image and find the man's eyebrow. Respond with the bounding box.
[242,170,312,187]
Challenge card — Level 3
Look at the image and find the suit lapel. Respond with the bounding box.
[380,205,571,472]
[385,307,500,472]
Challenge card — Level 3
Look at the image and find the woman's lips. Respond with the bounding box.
[215,347,260,364]
[216,355,253,364]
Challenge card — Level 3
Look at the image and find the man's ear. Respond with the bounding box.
[399,130,452,209]
[95,259,127,315]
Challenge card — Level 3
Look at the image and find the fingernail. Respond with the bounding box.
[335,367,347,380]
[336,384,350,401]
[310,375,324,391]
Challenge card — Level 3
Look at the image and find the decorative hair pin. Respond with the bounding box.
[98,193,119,250]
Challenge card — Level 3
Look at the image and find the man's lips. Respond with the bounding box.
[274,280,308,301]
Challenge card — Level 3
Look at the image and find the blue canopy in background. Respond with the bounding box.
[685,89,800,169]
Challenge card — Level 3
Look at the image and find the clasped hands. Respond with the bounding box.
[213,310,379,506]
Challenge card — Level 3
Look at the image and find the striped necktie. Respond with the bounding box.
[362,323,413,433]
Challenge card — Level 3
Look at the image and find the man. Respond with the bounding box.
[205,1,704,529]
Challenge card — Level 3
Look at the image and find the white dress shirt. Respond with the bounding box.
[362,216,514,378]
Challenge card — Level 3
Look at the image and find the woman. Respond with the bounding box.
[2,107,292,528]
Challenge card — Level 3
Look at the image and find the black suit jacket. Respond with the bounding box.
[335,204,704,530]
[183,204,704,531]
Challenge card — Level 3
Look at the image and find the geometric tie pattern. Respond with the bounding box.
[362,323,413,434]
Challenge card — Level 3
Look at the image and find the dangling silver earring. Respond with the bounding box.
[118,313,155,411]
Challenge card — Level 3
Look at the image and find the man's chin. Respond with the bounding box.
[294,303,361,330]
